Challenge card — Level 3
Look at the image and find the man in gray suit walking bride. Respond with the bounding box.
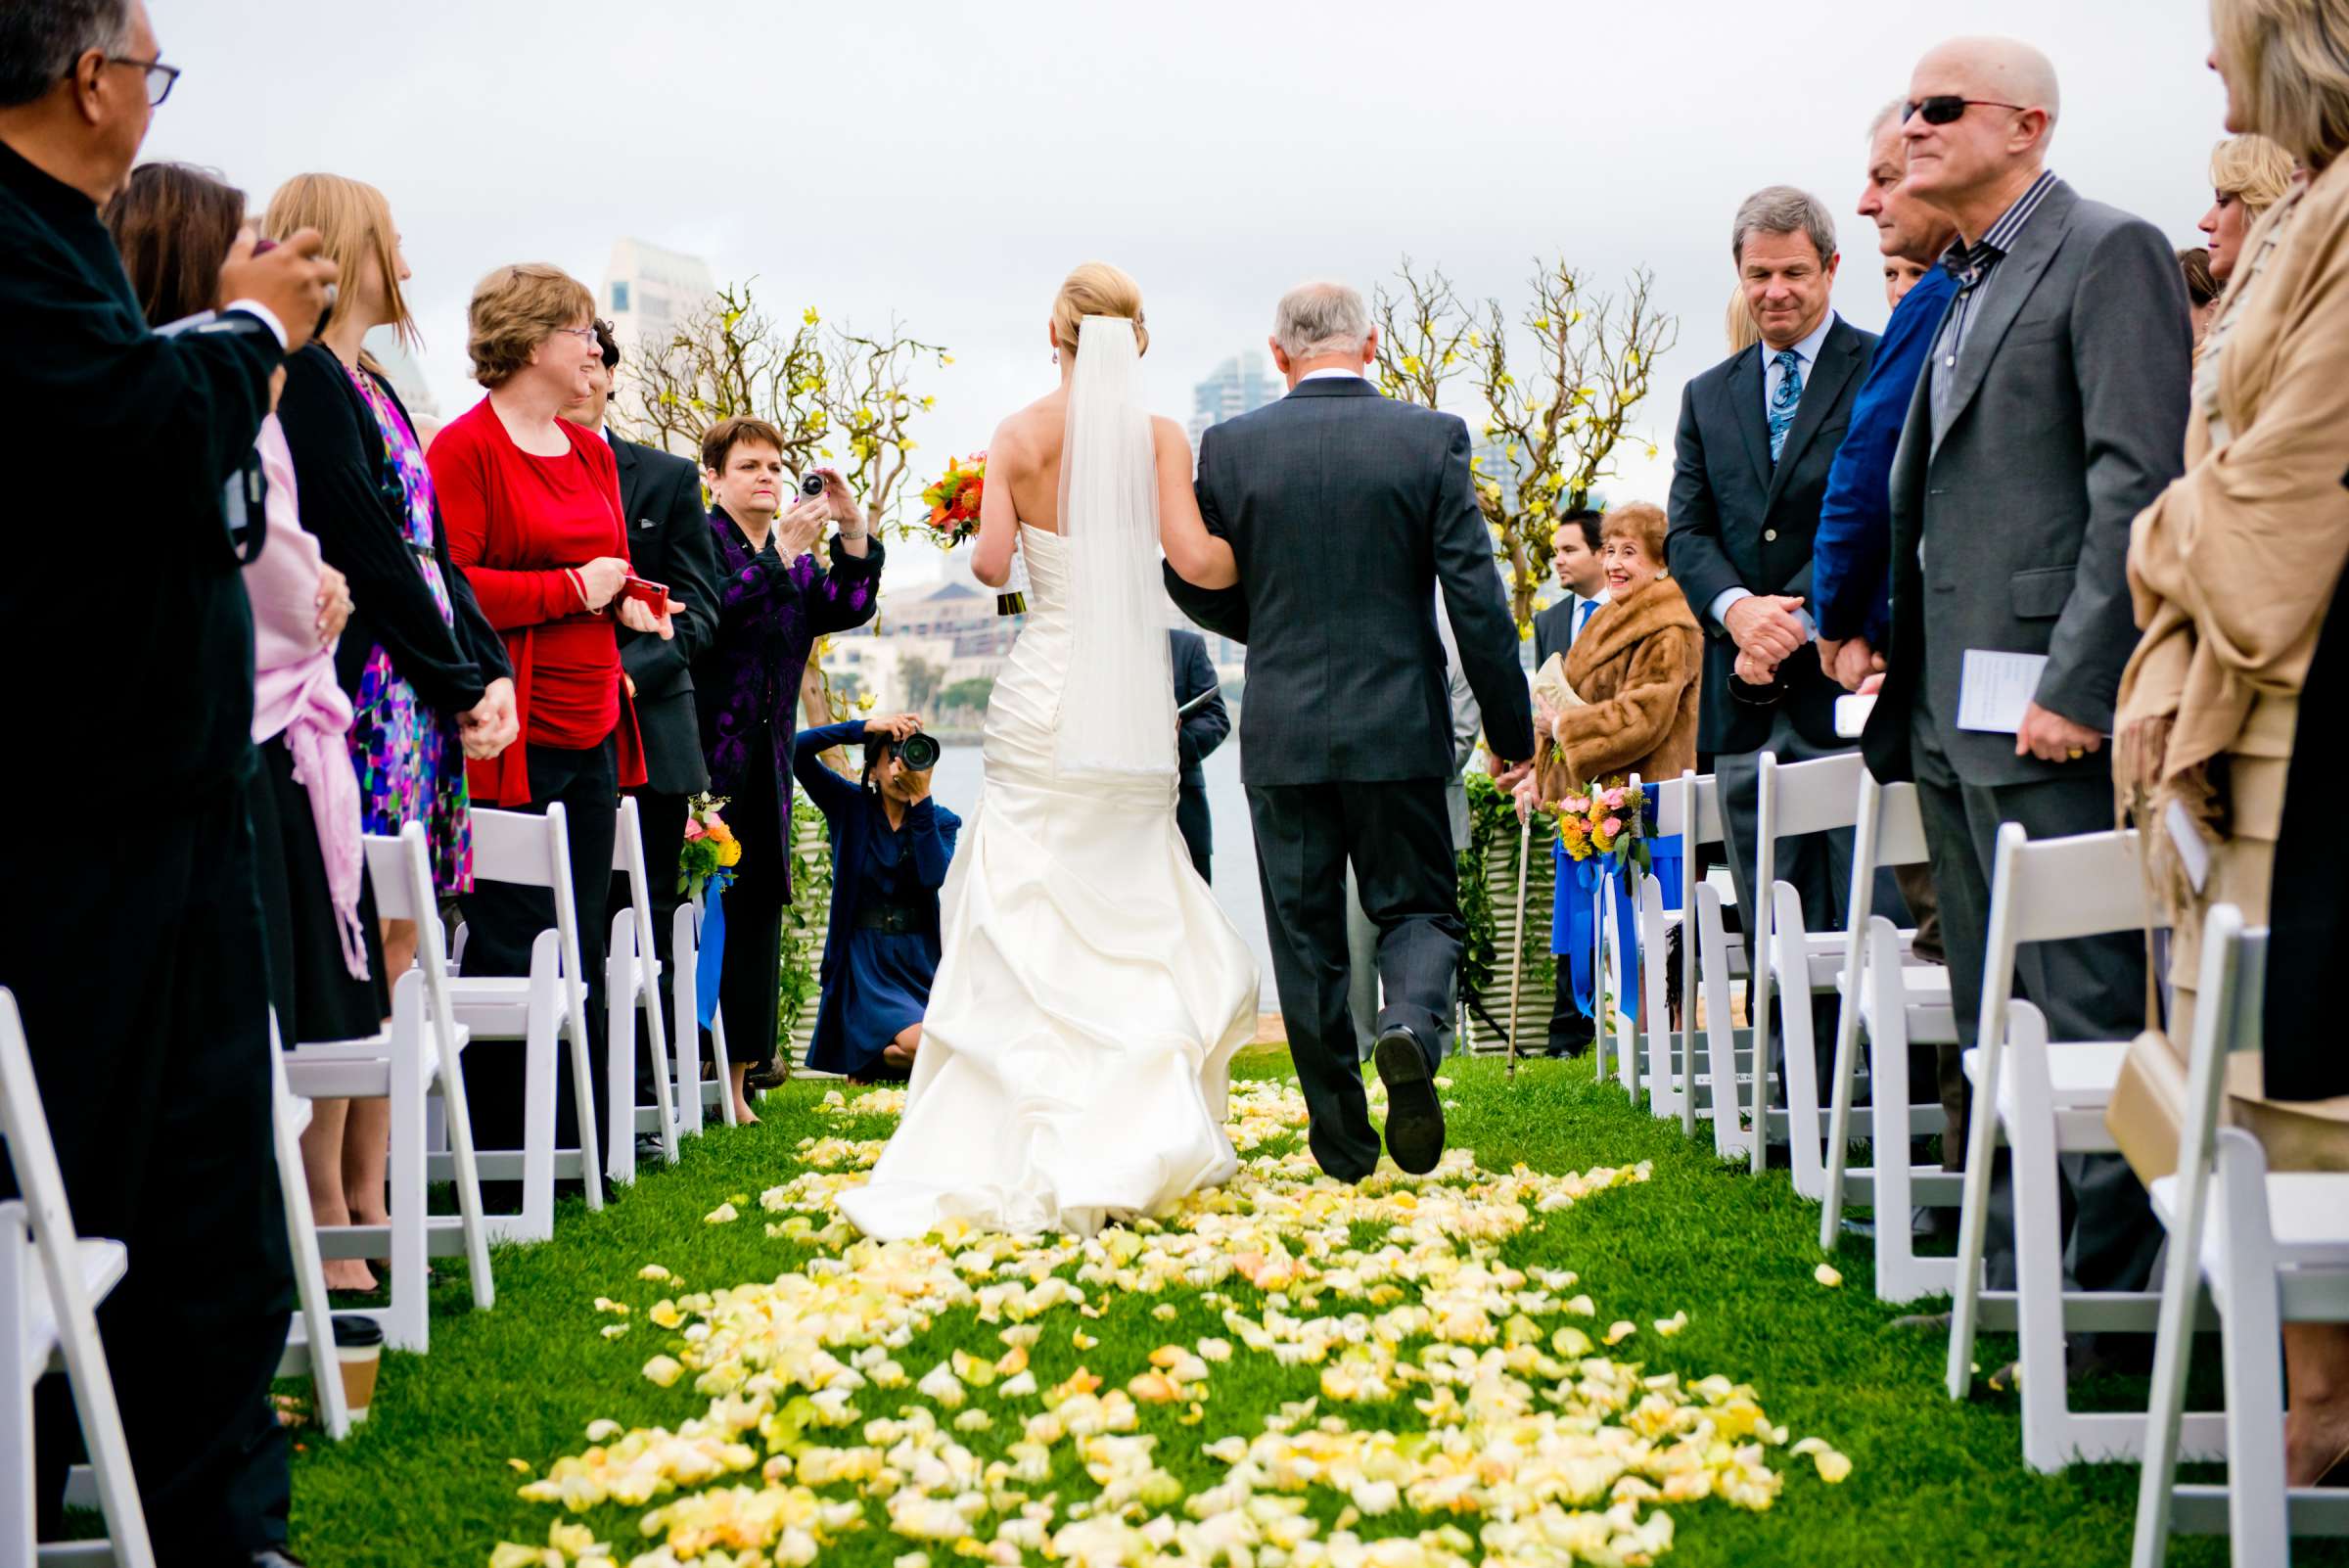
[1166,281,1536,1181]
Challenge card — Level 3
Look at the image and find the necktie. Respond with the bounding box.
[1576,598,1598,636]
[1769,347,1804,463]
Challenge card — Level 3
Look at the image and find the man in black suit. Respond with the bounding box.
[1166,281,1535,1180]
[567,325,720,1037]
[1170,627,1227,883]
[1667,186,1881,1024]
[1532,505,1606,1056]
[0,3,337,1559]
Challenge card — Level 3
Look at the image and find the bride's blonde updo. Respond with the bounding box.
[1053,261,1149,358]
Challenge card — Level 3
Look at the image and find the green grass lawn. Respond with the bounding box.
[280,1050,2345,1568]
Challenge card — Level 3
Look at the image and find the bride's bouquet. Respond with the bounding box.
[921,452,1026,617]
[1554,776,1649,874]
[677,793,741,899]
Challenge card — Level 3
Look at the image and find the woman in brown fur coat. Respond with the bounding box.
[1529,501,1703,800]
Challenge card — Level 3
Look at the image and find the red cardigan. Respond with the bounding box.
[431,398,645,805]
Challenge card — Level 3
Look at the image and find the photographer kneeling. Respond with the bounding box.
[794,713,961,1081]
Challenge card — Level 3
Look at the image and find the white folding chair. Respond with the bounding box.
[448,806,604,1243]
[266,1017,349,1440]
[0,989,154,1568]
[1589,774,1645,1101]
[669,899,739,1135]
[286,822,495,1353]
[1945,824,2219,1470]
[1657,771,1761,1149]
[602,797,679,1185]
[1815,776,1961,1297]
[2134,907,2349,1564]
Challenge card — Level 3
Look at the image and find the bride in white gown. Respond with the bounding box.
[839,263,1261,1242]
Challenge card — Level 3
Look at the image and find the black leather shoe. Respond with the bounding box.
[253,1549,309,1568]
[1372,1027,1446,1175]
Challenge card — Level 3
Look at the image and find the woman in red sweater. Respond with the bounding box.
[430,262,673,1177]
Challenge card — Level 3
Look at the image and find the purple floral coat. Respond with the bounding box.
[693,506,885,888]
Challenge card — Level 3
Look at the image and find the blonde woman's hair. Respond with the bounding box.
[465,263,595,389]
[2212,0,2349,168]
[2209,131,2299,217]
[1601,501,1670,567]
[261,172,414,375]
[1725,282,1761,354]
[1052,261,1147,358]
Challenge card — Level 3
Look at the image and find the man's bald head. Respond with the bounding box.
[1916,35,2061,142]
[1902,36,2063,231]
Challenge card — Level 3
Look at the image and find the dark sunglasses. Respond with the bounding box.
[1904,95,2026,126]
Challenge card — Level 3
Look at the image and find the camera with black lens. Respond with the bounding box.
[895,730,941,771]
[798,471,827,500]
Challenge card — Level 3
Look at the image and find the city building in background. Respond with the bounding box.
[1185,351,1282,453]
[599,238,716,357]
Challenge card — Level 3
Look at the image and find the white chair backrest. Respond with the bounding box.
[1992,824,2148,946]
[1762,751,1869,840]
[1654,769,1725,846]
[2179,906,2265,1185]
[1868,779,1930,868]
[360,821,461,1056]
[470,805,567,891]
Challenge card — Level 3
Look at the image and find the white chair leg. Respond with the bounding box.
[604,929,638,1190]
[2214,1130,2292,1562]
[1820,934,1871,1249]
[2131,1197,2208,1567]
[514,955,560,1245]
[710,994,739,1128]
[269,1047,348,1439]
[638,950,678,1167]
[2006,1029,2072,1472]
[386,1017,429,1355]
[1773,888,1828,1203]
[1696,887,1749,1162]
[1946,1031,2007,1400]
[3,1207,40,1568]
[429,1034,493,1314]
[670,904,703,1138]
[565,978,604,1215]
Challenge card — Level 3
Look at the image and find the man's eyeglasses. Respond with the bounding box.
[1904,95,2026,126]
[100,55,181,107]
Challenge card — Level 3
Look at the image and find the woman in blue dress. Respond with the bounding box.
[795,714,961,1081]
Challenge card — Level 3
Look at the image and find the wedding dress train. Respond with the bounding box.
[837,524,1260,1241]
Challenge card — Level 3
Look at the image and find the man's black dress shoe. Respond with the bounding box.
[1372,1026,1446,1175]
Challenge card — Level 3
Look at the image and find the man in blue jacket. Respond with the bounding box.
[1812,100,1960,694]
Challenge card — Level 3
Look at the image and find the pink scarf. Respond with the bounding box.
[248,417,368,980]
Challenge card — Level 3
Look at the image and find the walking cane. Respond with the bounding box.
[1504,813,1533,1082]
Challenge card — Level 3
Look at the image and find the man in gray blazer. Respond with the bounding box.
[1863,36,2188,1319]
[1166,281,1535,1181]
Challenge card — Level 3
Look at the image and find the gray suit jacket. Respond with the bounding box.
[1163,377,1536,786]
[1863,177,2190,788]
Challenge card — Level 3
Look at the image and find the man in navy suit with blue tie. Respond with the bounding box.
[1532,507,1607,1055]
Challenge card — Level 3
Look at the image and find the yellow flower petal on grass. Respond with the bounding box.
[1603,1320,1636,1346]
[704,1202,739,1224]
[1815,1263,1843,1288]
[1655,1311,1689,1336]
[1816,1450,1854,1483]
[641,1355,684,1387]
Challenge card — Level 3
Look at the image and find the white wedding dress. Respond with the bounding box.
[838,334,1261,1242]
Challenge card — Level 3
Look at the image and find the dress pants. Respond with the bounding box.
[459,738,618,1179]
[1248,777,1457,1182]
[1911,701,2159,1296]
[1343,864,1458,1064]
[1175,780,1213,886]
[0,771,293,1563]
[614,786,688,1090]
[717,723,790,1074]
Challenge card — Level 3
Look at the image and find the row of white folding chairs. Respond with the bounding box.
[1,989,153,1568]
[2133,907,2349,1563]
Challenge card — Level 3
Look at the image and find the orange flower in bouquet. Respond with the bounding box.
[1551,777,1649,872]
[920,453,986,547]
[678,793,740,898]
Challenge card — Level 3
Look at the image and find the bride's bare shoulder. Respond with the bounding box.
[990,394,1063,470]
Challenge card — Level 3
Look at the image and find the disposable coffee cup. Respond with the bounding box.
[332,1315,384,1423]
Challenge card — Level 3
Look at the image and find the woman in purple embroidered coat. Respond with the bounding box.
[691,417,884,1121]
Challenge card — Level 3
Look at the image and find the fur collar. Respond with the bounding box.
[1567,576,1700,673]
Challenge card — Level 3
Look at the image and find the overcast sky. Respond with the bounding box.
[147,0,2222,585]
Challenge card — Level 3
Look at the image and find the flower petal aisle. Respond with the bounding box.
[487,1078,1851,1568]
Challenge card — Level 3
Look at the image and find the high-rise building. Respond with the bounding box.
[1185,351,1282,451]
[599,238,716,357]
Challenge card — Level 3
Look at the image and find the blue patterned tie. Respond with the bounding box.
[1768,347,1803,463]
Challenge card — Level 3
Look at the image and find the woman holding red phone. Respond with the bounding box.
[429,261,672,1176]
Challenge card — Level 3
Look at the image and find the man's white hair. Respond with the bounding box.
[1273,281,1372,359]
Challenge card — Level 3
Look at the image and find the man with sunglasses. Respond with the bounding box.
[0,2,336,1563]
[1859,35,2188,1362]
